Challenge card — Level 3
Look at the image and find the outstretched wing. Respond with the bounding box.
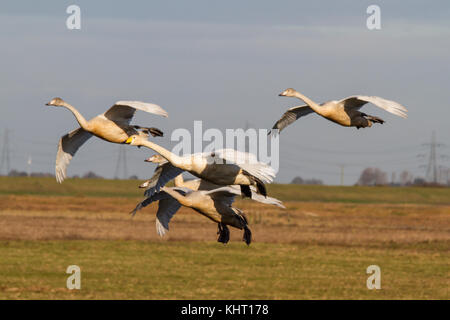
[269,105,314,135]
[143,162,185,197]
[211,149,275,184]
[246,186,286,208]
[155,198,182,236]
[103,101,168,123]
[130,187,188,236]
[55,128,93,183]
[204,186,241,206]
[131,187,189,215]
[339,96,408,118]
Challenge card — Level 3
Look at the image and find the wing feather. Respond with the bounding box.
[130,187,188,217]
[155,198,183,236]
[340,96,408,118]
[143,162,185,197]
[204,186,240,206]
[209,149,275,184]
[103,101,168,123]
[55,128,92,183]
[269,105,314,135]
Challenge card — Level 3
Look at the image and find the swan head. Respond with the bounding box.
[278,88,297,97]
[45,97,66,107]
[144,154,166,163]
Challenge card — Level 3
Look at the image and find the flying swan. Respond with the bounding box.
[141,154,285,208]
[124,135,275,198]
[45,97,168,183]
[131,186,253,245]
[270,88,408,134]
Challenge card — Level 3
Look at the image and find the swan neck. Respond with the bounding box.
[140,140,185,168]
[62,102,90,130]
[162,187,188,206]
[294,92,321,112]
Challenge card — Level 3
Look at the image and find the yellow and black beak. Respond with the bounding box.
[125,137,133,144]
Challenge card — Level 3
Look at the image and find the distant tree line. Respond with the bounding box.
[3,168,448,186]
[3,170,139,180]
[356,167,448,187]
[291,176,323,185]
[4,170,142,180]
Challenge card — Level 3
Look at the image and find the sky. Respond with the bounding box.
[0,0,449,184]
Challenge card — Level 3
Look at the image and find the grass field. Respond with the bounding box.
[0,177,449,299]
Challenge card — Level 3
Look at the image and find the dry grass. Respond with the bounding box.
[0,194,448,246]
[0,178,448,299]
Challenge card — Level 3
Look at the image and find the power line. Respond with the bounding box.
[0,129,11,175]
[423,131,446,184]
[114,145,128,179]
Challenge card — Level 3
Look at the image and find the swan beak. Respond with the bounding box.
[144,157,151,162]
[125,137,133,144]
[45,102,50,106]
[278,93,285,96]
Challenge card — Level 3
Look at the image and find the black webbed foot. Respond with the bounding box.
[243,226,252,245]
[217,223,230,244]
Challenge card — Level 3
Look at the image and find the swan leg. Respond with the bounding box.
[134,126,164,137]
[352,115,372,129]
[217,223,230,244]
[359,113,384,125]
[365,115,385,124]
[243,226,252,245]
[240,185,252,198]
[255,180,267,197]
[242,170,267,198]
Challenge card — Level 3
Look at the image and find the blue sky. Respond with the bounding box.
[0,1,449,184]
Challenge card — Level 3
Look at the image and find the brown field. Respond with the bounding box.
[0,194,449,246]
[0,177,449,299]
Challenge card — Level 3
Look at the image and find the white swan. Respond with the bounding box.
[124,135,275,198]
[132,186,253,245]
[141,154,285,208]
[270,88,408,134]
[45,97,168,183]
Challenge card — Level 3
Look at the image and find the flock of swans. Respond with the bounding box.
[45,88,407,245]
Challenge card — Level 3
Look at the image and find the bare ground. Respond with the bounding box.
[1,195,448,247]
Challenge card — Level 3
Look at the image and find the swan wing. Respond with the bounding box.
[213,149,276,184]
[143,162,185,197]
[155,197,183,236]
[55,128,93,183]
[130,187,188,217]
[204,186,240,206]
[340,96,408,118]
[104,101,168,123]
[247,186,286,208]
[220,185,285,208]
[269,105,314,135]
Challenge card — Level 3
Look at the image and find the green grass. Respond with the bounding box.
[1,176,449,204]
[0,240,447,299]
[0,177,143,198]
